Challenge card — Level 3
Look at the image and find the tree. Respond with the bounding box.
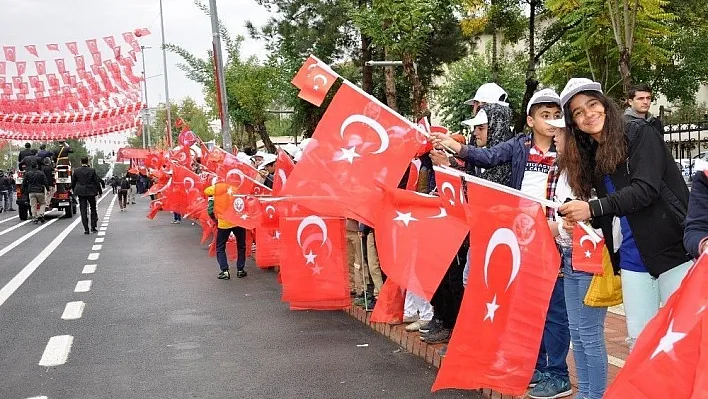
[127,98,214,149]
[433,53,526,131]
[61,139,89,168]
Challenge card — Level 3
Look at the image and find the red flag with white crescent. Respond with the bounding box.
[295,62,337,106]
[571,224,605,274]
[272,148,295,195]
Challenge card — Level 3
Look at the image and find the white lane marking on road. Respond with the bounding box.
[26,396,48,399]
[94,238,104,243]
[74,280,92,293]
[91,245,102,251]
[99,227,107,231]
[101,223,108,227]
[61,301,85,320]
[38,335,74,367]
[0,219,33,236]
[0,215,19,224]
[97,231,106,236]
[608,354,625,368]
[87,253,99,261]
[0,219,58,259]
[82,264,97,274]
[0,193,112,308]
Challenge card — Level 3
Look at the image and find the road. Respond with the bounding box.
[0,194,479,399]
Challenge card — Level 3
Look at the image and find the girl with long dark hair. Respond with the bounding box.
[557,78,692,351]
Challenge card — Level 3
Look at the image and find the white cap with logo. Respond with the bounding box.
[464,83,509,107]
[560,78,603,107]
[461,109,488,128]
[526,88,561,115]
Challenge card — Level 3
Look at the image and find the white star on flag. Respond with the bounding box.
[226,187,234,196]
[273,230,281,240]
[650,320,687,359]
[304,250,317,265]
[484,295,500,322]
[240,214,249,220]
[393,211,418,227]
[313,85,320,91]
[335,146,361,164]
[311,264,323,275]
[585,250,592,258]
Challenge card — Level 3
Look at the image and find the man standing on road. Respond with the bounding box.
[6,169,16,211]
[41,157,56,211]
[71,156,103,234]
[127,170,138,204]
[22,162,49,224]
[0,170,12,213]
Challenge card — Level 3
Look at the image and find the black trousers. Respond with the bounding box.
[78,195,98,232]
[430,240,469,329]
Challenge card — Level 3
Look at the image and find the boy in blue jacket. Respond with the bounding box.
[432,88,572,399]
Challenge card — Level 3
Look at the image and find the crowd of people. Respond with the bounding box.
[195,78,704,399]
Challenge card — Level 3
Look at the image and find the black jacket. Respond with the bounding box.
[18,148,33,164]
[71,165,102,197]
[22,168,48,194]
[42,165,55,186]
[685,172,708,258]
[0,175,12,191]
[623,108,664,134]
[19,155,40,170]
[589,120,691,277]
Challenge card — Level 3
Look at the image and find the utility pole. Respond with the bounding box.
[140,46,151,148]
[159,0,173,148]
[208,0,233,153]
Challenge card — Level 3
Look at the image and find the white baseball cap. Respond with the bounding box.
[461,109,488,128]
[545,119,566,128]
[280,143,298,157]
[254,151,267,159]
[464,83,509,106]
[560,78,603,107]
[526,88,561,115]
[258,153,277,170]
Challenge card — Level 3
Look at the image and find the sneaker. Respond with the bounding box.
[236,270,247,278]
[406,319,429,332]
[423,327,451,344]
[438,345,447,357]
[218,270,230,280]
[91,228,98,233]
[353,295,366,307]
[364,297,376,312]
[39,216,45,224]
[8,208,15,211]
[528,370,545,388]
[33,219,39,224]
[528,375,572,399]
[402,315,419,324]
[419,318,442,335]
[84,230,90,235]
[172,220,181,224]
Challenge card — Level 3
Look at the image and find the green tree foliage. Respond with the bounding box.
[127,98,214,149]
[432,53,526,131]
[61,139,89,168]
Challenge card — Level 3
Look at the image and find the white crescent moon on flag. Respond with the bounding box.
[429,207,447,219]
[183,177,195,191]
[484,228,521,291]
[441,182,456,201]
[579,234,598,250]
[225,169,243,186]
[296,216,328,248]
[313,74,328,86]
[340,114,389,154]
[265,205,276,218]
[277,169,287,186]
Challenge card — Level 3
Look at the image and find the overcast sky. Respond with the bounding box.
[1,0,272,107]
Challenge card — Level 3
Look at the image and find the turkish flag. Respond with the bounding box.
[369,279,405,323]
[255,227,281,268]
[147,198,164,219]
[74,55,85,71]
[92,52,102,66]
[134,28,151,37]
[272,148,295,195]
[55,59,66,73]
[35,60,46,76]
[415,117,434,156]
[3,46,16,62]
[605,255,707,398]
[571,224,605,274]
[291,56,318,88]
[122,32,136,44]
[28,75,39,89]
[296,63,337,106]
[12,76,22,89]
[15,61,26,76]
[406,160,421,191]
[373,184,468,300]
[279,215,350,310]
[432,180,561,395]
[172,164,203,198]
[24,45,38,58]
[66,42,79,55]
[282,82,425,226]
[103,36,116,48]
[47,43,60,51]
[211,184,263,229]
[434,165,467,208]
[86,39,99,54]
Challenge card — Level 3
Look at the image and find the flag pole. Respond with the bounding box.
[208,0,233,154]
[158,0,173,149]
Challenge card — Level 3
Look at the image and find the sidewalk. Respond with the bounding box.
[345,302,629,398]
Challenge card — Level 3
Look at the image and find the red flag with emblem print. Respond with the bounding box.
[291,56,318,88]
[85,39,99,54]
[295,62,337,106]
[605,255,708,398]
[15,62,26,76]
[279,215,350,310]
[55,59,66,73]
[103,36,116,48]
[571,224,605,274]
[66,42,79,55]
[272,148,295,195]
[24,45,38,58]
[282,81,426,226]
[0,62,5,75]
[134,28,152,37]
[373,184,468,300]
[3,46,16,62]
[211,183,262,229]
[35,60,46,75]
[432,180,560,395]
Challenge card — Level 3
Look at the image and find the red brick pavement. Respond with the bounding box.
[345,305,629,398]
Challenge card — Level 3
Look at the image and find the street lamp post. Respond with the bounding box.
[140,46,152,148]
[208,0,233,153]
[159,0,173,148]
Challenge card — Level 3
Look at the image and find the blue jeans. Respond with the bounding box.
[562,246,607,399]
[173,212,182,222]
[215,226,246,272]
[536,269,570,380]
[0,190,9,210]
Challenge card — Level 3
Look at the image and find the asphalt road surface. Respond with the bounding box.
[0,194,481,399]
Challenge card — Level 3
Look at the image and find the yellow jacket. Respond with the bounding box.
[203,184,237,229]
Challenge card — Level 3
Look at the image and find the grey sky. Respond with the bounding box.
[1,0,272,108]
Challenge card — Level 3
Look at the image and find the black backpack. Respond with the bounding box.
[120,178,131,190]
